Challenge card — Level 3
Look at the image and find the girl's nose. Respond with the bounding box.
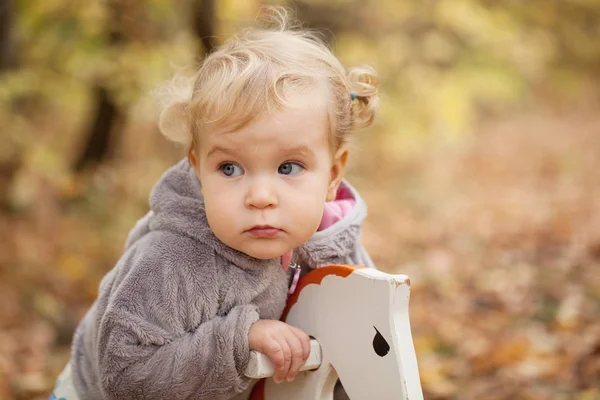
[245,177,278,209]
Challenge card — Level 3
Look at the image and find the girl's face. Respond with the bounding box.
[191,90,347,260]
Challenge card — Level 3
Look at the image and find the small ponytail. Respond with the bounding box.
[154,72,195,147]
[158,102,190,145]
[348,65,379,128]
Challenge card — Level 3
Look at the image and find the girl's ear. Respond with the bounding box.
[326,147,349,201]
[188,145,198,169]
[188,145,202,182]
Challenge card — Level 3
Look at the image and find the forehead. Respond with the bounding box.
[202,90,330,150]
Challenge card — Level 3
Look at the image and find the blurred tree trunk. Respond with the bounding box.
[0,0,19,209]
[192,0,216,56]
[0,0,14,70]
[73,2,126,172]
[73,85,122,171]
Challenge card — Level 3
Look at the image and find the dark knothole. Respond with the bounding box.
[373,326,390,357]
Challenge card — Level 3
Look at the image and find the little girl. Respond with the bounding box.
[51,7,379,400]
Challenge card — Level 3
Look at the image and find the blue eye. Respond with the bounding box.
[278,162,304,175]
[219,163,243,177]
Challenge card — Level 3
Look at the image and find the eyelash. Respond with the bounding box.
[282,160,306,168]
[216,161,306,171]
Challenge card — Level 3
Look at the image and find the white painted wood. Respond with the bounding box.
[245,339,322,379]
[248,265,424,400]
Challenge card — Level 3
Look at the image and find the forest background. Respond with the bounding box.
[1,0,599,399]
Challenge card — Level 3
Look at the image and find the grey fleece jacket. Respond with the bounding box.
[71,159,374,400]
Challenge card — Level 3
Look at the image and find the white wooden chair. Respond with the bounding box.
[245,265,423,400]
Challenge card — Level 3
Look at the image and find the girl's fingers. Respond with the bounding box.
[272,335,292,383]
[263,338,284,368]
[284,333,305,381]
[289,325,311,361]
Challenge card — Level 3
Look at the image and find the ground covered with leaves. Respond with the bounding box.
[359,103,600,399]
[1,101,599,399]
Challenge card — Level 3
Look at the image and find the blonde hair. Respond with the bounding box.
[156,7,379,153]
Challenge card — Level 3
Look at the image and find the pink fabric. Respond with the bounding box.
[289,267,301,294]
[281,249,293,272]
[317,186,356,231]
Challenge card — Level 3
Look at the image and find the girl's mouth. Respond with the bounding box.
[245,225,283,238]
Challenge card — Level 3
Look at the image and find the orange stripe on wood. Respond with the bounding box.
[280,265,366,322]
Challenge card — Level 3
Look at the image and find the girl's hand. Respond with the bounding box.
[248,319,311,383]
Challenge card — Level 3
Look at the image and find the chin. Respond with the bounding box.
[240,244,289,260]
[246,249,284,260]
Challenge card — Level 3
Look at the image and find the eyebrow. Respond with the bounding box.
[206,145,316,159]
[282,145,315,158]
[206,146,240,158]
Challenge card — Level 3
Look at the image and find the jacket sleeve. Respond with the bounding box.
[96,238,260,399]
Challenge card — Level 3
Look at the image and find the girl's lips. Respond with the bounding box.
[245,226,283,238]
